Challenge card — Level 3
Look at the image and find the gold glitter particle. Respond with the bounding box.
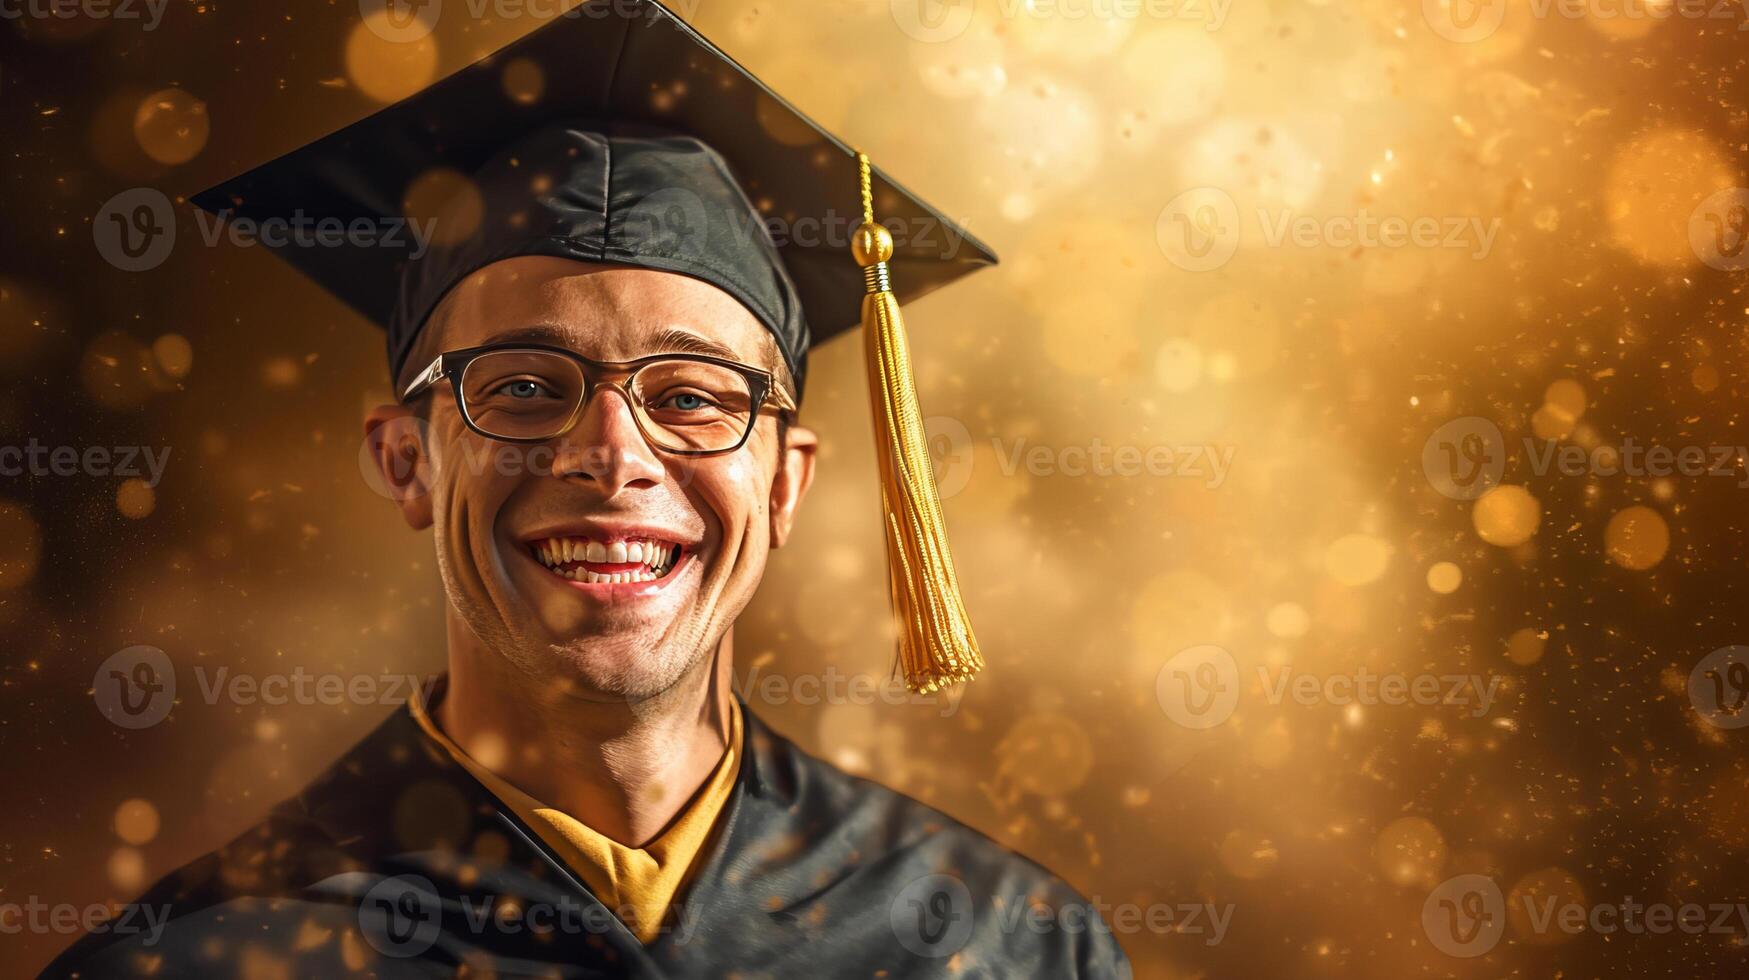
[0,501,42,590]
[345,18,438,104]
[113,798,160,845]
[1373,816,1446,887]
[132,88,209,165]
[1507,867,1587,946]
[1605,128,1735,268]
[1472,485,1540,548]
[1265,602,1310,639]
[152,334,193,379]
[1505,627,1549,666]
[107,847,146,893]
[116,479,156,520]
[1324,534,1392,587]
[403,168,484,247]
[1426,561,1463,594]
[501,57,545,106]
[1219,829,1279,880]
[1604,505,1670,570]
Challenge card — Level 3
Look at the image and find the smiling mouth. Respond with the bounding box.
[529,535,686,585]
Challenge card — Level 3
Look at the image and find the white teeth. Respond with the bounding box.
[535,536,680,580]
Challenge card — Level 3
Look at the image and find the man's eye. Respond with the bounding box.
[659,392,714,411]
[495,379,555,399]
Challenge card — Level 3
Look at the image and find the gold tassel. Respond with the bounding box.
[850,152,984,694]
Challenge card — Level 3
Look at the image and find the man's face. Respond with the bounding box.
[374,255,814,701]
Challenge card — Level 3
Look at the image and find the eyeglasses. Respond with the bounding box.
[400,343,795,456]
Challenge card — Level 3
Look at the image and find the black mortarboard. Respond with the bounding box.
[189,0,994,394]
[193,0,991,693]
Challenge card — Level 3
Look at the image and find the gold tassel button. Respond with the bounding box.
[850,153,984,694]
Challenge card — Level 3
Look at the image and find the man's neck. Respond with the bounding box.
[434,618,737,848]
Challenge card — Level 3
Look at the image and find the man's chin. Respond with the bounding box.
[532,633,704,703]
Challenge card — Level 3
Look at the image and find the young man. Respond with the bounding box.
[46,3,1129,976]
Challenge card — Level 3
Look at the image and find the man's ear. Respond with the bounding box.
[769,423,817,549]
[362,404,435,530]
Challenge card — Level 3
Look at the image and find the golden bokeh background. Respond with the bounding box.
[5,0,1749,975]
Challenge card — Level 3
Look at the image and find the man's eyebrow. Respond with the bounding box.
[646,326,742,362]
[484,324,576,347]
[480,325,747,363]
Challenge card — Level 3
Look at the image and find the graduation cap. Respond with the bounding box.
[193,0,988,692]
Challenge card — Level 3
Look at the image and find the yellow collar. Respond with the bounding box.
[409,680,742,944]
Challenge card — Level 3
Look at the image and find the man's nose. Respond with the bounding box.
[551,388,665,494]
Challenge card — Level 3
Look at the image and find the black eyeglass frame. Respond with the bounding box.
[399,343,796,456]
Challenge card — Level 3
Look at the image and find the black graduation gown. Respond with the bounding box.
[42,701,1131,978]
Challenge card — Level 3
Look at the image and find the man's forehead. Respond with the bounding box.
[437,258,769,362]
